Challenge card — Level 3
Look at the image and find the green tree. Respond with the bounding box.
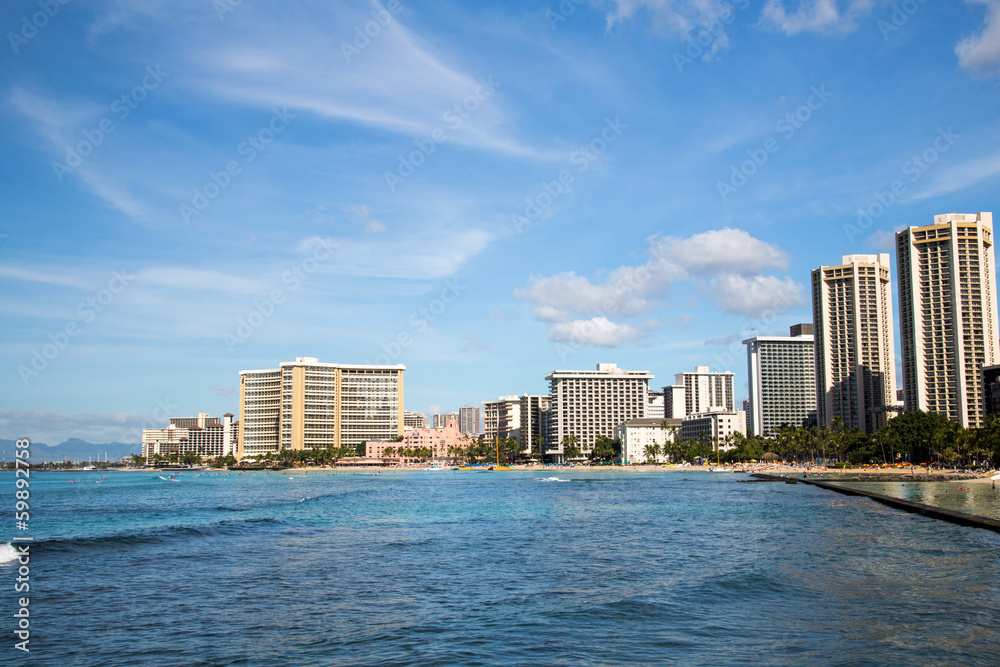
[561,435,581,462]
[590,436,620,463]
[642,443,661,464]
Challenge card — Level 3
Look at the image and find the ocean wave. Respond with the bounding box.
[32,517,286,555]
[0,543,19,565]
[537,477,571,482]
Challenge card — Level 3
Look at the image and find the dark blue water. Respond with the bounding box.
[3,470,1000,666]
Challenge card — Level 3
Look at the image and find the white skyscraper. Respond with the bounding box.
[744,325,816,437]
[663,366,735,418]
[545,363,652,461]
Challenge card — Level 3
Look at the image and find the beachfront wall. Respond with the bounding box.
[618,418,682,464]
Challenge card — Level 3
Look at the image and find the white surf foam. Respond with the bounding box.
[0,543,20,565]
[538,477,570,482]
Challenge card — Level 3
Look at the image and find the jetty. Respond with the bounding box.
[751,473,1000,534]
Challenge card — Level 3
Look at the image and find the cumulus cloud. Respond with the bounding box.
[956,1,1000,77]
[649,227,789,275]
[706,274,805,316]
[760,0,875,35]
[515,228,803,347]
[515,271,656,323]
[548,317,643,347]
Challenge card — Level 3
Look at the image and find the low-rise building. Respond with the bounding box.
[618,417,682,464]
[679,410,746,446]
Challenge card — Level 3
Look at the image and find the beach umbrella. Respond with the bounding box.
[991,473,1000,480]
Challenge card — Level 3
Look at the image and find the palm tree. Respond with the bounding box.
[561,435,581,462]
[642,443,661,464]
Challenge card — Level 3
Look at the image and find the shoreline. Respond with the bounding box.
[28,462,999,483]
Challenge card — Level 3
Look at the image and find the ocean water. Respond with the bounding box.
[3,469,1000,666]
[831,479,1000,520]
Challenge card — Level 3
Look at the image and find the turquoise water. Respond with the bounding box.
[831,479,1000,520]
[2,469,999,665]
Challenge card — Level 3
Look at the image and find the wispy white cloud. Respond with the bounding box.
[345,205,387,233]
[760,0,875,35]
[187,3,546,159]
[133,267,266,295]
[298,230,491,280]
[0,265,91,289]
[956,0,1000,77]
[605,0,729,35]
[907,148,1000,201]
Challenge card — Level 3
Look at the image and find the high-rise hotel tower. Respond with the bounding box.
[812,254,896,433]
[239,357,404,458]
[545,363,652,462]
[744,324,817,437]
[897,213,1000,428]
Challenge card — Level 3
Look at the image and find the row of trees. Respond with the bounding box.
[635,410,1000,467]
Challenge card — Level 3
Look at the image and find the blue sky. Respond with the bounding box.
[3,0,1000,444]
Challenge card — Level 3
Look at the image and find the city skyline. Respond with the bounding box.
[4,1,1000,445]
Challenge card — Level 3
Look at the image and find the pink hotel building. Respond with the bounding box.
[366,417,471,459]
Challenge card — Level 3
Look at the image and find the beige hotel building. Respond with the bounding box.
[239,357,404,458]
[897,213,1000,428]
[812,254,896,434]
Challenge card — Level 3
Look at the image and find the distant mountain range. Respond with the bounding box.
[0,439,141,463]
